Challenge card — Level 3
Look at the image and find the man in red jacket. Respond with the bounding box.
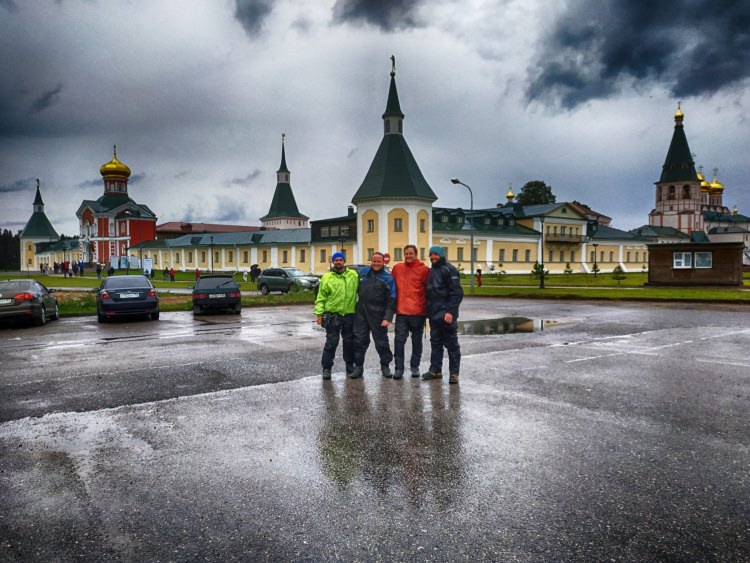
[391,244,430,379]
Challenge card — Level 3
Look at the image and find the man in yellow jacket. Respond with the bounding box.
[314,252,360,379]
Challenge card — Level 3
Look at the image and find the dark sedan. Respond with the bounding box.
[0,279,59,326]
[192,275,242,315]
[96,275,159,323]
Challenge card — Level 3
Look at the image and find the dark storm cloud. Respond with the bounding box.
[0,0,18,12]
[234,0,274,35]
[0,177,33,193]
[526,0,750,109]
[332,0,424,31]
[76,178,101,190]
[226,170,261,187]
[30,84,63,113]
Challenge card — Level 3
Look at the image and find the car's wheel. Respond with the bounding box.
[234,305,242,314]
[34,305,47,326]
[193,305,201,315]
[288,283,299,294]
[97,308,106,323]
[151,310,160,320]
[51,303,60,320]
[260,284,270,295]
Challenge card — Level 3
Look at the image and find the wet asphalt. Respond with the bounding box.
[0,299,748,561]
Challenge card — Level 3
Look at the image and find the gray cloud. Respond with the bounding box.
[526,0,750,109]
[0,0,18,13]
[215,197,248,222]
[30,84,63,113]
[234,0,273,35]
[332,0,424,31]
[0,177,34,193]
[226,170,261,187]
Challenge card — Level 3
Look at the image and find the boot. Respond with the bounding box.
[421,369,443,380]
[449,373,459,384]
[346,363,354,376]
[410,367,421,378]
[350,365,363,379]
[322,368,332,380]
[381,365,392,378]
[393,368,404,380]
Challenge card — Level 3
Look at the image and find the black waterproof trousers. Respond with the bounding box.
[428,318,460,375]
[394,314,426,371]
[353,316,393,368]
[321,314,355,370]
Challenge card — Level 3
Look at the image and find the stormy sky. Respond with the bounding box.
[1,0,748,237]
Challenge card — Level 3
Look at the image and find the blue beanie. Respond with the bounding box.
[331,252,346,262]
[428,246,445,258]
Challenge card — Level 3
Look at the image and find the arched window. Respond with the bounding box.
[682,185,690,199]
[668,185,675,200]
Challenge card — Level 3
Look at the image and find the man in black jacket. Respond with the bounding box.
[422,246,464,384]
[351,252,397,378]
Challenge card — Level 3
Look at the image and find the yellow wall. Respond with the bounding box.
[387,208,409,257]
[361,210,379,262]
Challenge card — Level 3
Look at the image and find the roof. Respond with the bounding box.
[156,222,265,234]
[352,135,437,203]
[78,195,156,218]
[382,73,404,119]
[629,225,690,240]
[260,182,308,220]
[133,228,311,249]
[591,224,643,241]
[21,212,59,239]
[703,211,750,223]
[659,117,697,183]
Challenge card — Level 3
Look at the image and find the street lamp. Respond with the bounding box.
[539,215,545,289]
[450,178,474,294]
[592,242,599,277]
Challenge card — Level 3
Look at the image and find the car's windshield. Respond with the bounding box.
[0,280,32,292]
[285,268,308,277]
[103,277,152,290]
[196,277,238,289]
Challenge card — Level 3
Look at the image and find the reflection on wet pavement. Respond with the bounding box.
[458,316,554,334]
[317,378,463,508]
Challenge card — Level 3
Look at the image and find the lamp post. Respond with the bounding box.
[124,245,130,274]
[539,215,545,289]
[592,242,599,277]
[450,178,474,294]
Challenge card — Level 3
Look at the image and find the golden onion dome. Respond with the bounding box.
[709,174,724,194]
[99,146,131,178]
[674,102,684,123]
[506,186,515,200]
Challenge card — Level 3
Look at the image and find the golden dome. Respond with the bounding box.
[99,146,131,178]
[506,185,515,200]
[674,102,684,123]
[709,173,724,194]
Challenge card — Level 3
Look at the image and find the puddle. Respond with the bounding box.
[457,317,556,334]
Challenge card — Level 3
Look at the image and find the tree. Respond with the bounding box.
[0,229,21,270]
[531,261,546,278]
[516,180,556,205]
[611,265,626,285]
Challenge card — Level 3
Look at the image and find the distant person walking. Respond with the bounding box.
[391,244,429,379]
[422,246,464,384]
[169,267,175,282]
[314,252,359,380]
[476,268,482,288]
[351,252,396,379]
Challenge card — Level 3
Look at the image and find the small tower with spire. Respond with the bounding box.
[351,56,437,263]
[20,179,60,271]
[260,134,309,229]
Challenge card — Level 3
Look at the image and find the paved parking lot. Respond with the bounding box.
[1,299,748,561]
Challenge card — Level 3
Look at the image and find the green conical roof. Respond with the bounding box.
[382,74,404,119]
[260,139,308,220]
[352,135,437,203]
[659,110,697,183]
[21,212,58,239]
[33,184,44,206]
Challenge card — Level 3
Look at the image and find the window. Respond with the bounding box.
[457,247,464,261]
[228,251,233,263]
[262,250,267,262]
[321,227,330,237]
[188,251,193,263]
[499,249,505,262]
[548,250,553,263]
[609,251,613,262]
[175,254,180,264]
[320,249,326,263]
[561,226,566,236]
[300,249,306,263]
[570,251,576,262]
[626,252,631,262]
[484,218,490,225]
[590,251,595,262]
[512,249,518,262]
[340,226,349,236]
[635,252,640,262]
[282,250,288,263]
[525,249,531,262]
[367,219,375,233]
[695,252,712,269]
[420,247,425,260]
[420,219,426,233]
[394,218,403,232]
[201,251,206,262]
[330,226,339,237]
[243,251,248,264]
[683,185,690,199]
[440,215,448,223]
[668,185,675,200]
[673,252,692,269]
[559,251,565,262]
[394,248,403,261]
[385,120,390,133]
[600,251,604,263]
[471,247,477,261]
[367,248,374,260]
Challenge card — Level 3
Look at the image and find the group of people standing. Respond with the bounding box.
[314,245,463,384]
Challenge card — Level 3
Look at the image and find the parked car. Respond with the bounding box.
[257,267,320,295]
[0,279,59,326]
[192,275,242,315]
[96,275,159,323]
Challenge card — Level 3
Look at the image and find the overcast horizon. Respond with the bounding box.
[1,0,748,237]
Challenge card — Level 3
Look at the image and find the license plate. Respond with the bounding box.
[209,293,226,299]
[0,298,11,305]
[119,293,140,299]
